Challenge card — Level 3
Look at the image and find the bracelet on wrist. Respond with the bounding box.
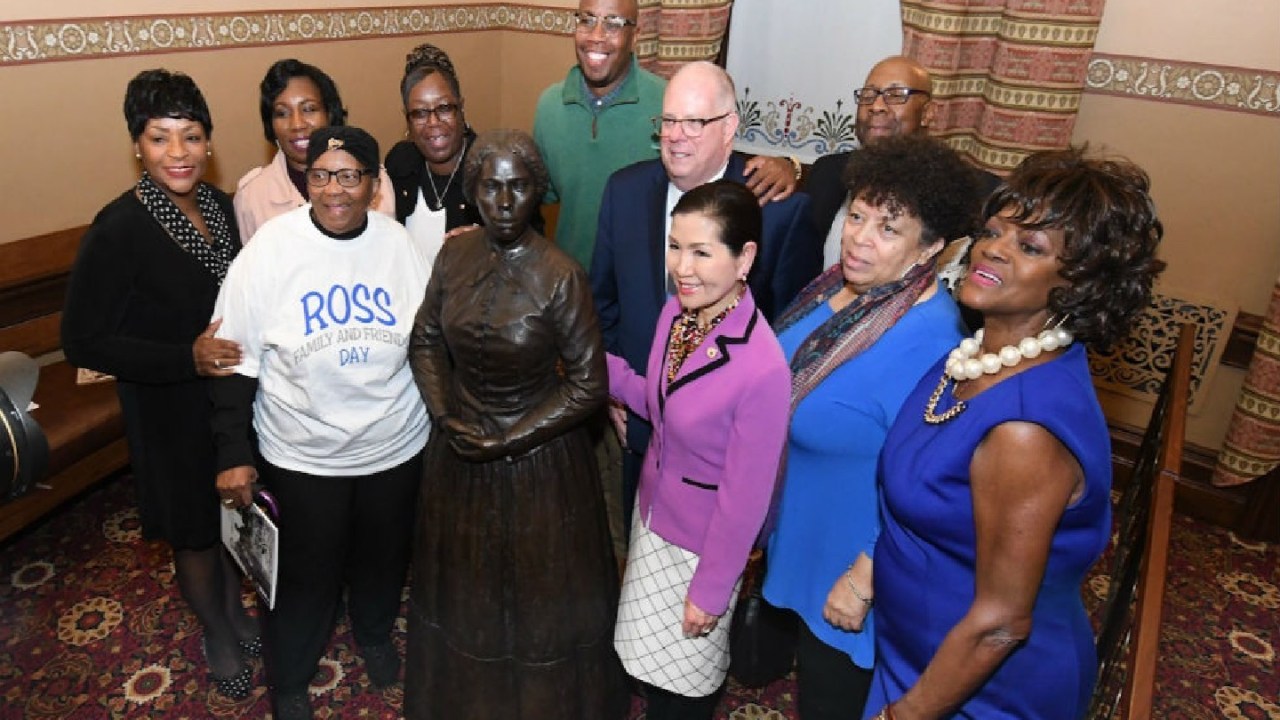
[873,703,897,720]
[787,155,803,182]
[844,567,872,605]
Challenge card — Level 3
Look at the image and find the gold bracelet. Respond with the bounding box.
[787,155,803,182]
[845,567,872,605]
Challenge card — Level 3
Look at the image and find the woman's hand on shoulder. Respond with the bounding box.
[443,224,480,242]
[823,552,873,632]
[682,597,720,638]
[194,319,243,377]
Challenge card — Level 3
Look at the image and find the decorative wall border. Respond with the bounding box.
[0,4,572,66]
[1085,53,1280,118]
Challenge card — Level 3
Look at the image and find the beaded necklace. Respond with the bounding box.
[923,325,1074,424]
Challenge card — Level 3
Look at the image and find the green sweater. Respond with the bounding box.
[533,57,666,269]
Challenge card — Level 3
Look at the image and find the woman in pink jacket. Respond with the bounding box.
[607,179,790,719]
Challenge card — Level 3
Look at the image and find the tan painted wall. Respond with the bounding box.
[0,4,574,242]
[1074,0,1280,448]
[4,1,1276,452]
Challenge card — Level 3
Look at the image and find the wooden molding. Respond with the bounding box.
[1221,310,1264,370]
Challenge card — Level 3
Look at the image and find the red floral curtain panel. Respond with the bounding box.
[1214,277,1280,487]
[899,0,1106,174]
[635,0,735,79]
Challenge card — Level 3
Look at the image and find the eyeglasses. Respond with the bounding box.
[406,103,461,124]
[652,112,732,138]
[852,87,931,105]
[574,12,637,34]
[305,168,375,188]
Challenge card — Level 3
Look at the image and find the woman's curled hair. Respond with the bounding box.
[401,42,463,108]
[984,145,1165,351]
[124,69,212,140]
[842,134,982,246]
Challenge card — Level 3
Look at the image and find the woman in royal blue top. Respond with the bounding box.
[763,136,983,719]
[864,147,1164,720]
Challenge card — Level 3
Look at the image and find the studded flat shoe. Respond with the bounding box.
[203,638,254,700]
[238,635,263,659]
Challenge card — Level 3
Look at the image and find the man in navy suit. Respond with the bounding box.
[591,61,820,533]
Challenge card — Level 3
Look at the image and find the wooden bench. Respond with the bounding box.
[0,226,129,543]
[1088,323,1194,719]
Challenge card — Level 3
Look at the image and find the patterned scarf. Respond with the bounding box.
[664,288,743,383]
[135,172,236,285]
[774,260,936,412]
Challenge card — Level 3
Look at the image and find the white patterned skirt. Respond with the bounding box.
[613,513,741,697]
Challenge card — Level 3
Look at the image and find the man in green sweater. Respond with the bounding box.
[534,0,797,269]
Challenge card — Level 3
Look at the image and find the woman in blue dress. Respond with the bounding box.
[864,147,1165,720]
[763,135,982,719]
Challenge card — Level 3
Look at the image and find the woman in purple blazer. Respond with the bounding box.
[607,179,790,720]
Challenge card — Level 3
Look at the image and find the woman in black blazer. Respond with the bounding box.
[62,69,258,700]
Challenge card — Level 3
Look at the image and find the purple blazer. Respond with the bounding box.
[607,290,790,615]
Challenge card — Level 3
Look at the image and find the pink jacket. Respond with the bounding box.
[233,150,396,243]
[607,290,790,615]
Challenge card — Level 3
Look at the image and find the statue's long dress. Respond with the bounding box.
[405,229,627,720]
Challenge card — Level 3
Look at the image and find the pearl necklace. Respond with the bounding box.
[944,326,1074,381]
[923,325,1074,424]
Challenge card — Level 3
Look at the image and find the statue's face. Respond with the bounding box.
[475,151,537,246]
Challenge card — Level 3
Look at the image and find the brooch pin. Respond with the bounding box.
[706,348,719,359]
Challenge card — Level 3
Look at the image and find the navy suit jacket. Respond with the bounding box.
[590,152,821,452]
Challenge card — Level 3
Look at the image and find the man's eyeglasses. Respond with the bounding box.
[651,112,732,138]
[574,12,637,35]
[406,103,461,124]
[852,87,931,105]
[305,168,376,188]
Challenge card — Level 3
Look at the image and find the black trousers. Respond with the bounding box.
[796,620,874,720]
[621,448,644,535]
[259,452,422,694]
[643,682,723,720]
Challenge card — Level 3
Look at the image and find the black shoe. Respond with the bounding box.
[202,638,253,700]
[273,691,313,720]
[238,635,263,659]
[361,643,401,688]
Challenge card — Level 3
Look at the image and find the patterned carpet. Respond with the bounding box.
[0,473,1276,719]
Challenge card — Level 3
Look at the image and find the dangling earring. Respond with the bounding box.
[1043,314,1072,332]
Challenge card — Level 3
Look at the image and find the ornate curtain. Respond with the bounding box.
[1214,277,1280,487]
[900,0,1106,173]
[725,0,903,162]
[634,0,735,79]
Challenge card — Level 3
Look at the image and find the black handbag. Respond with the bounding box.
[728,549,798,688]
